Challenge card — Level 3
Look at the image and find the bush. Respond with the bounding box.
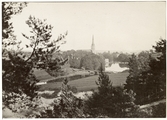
[39,82,85,118]
[69,86,78,94]
[3,91,43,118]
[152,103,166,117]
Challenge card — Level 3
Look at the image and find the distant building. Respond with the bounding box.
[105,59,110,67]
[91,35,96,54]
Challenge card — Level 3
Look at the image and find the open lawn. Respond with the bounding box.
[33,69,55,82]
[39,72,129,92]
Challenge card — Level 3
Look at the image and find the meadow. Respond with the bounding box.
[39,72,129,92]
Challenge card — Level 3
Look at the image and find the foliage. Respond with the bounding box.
[2,3,41,117]
[137,51,151,71]
[22,15,67,68]
[2,91,43,118]
[2,2,67,118]
[2,2,27,47]
[124,54,139,92]
[152,103,166,117]
[117,53,130,62]
[100,51,119,63]
[124,39,166,105]
[22,16,68,79]
[40,85,77,99]
[61,50,90,68]
[3,5,67,94]
[2,51,39,98]
[46,66,66,77]
[80,53,105,70]
[132,107,153,118]
[40,80,86,118]
[84,66,138,117]
[2,2,39,99]
[132,102,166,118]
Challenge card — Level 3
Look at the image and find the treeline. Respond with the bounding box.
[58,49,156,70]
[60,50,105,70]
[58,50,131,69]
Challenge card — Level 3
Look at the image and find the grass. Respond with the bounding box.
[39,72,129,92]
[33,69,55,82]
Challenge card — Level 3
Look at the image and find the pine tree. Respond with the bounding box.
[124,39,166,105]
[84,65,137,117]
[145,39,166,101]
[2,3,68,113]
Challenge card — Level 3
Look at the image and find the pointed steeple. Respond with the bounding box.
[91,35,95,54]
[92,35,94,45]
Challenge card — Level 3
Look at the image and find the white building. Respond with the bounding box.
[105,59,110,67]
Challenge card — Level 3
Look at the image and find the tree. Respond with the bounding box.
[145,39,166,102]
[2,2,40,98]
[2,2,27,47]
[152,103,166,117]
[22,15,68,69]
[61,50,89,69]
[3,15,67,97]
[2,2,68,115]
[124,39,166,105]
[80,53,105,71]
[117,53,130,63]
[124,54,139,91]
[2,2,41,116]
[101,52,113,62]
[137,51,151,72]
[40,79,85,118]
[84,66,138,117]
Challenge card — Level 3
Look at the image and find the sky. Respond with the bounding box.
[11,2,166,52]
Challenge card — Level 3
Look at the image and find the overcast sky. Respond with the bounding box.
[11,2,166,52]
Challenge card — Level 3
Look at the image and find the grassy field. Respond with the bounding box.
[39,72,129,92]
[33,69,55,82]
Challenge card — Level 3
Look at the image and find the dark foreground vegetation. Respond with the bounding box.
[2,2,166,118]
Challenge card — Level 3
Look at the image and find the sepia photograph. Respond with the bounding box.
[2,1,166,118]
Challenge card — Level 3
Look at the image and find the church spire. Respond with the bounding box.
[91,35,95,54]
[92,35,94,45]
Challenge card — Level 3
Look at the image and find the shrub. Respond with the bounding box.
[3,91,43,118]
[39,81,85,118]
[152,103,166,117]
[69,86,78,94]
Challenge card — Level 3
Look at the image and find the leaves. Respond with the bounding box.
[40,82,86,118]
[85,69,138,117]
[80,53,105,71]
[2,2,69,118]
[124,39,166,105]
[2,2,27,40]
[26,45,29,48]
[22,33,29,39]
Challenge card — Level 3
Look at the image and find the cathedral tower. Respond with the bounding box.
[91,35,96,54]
